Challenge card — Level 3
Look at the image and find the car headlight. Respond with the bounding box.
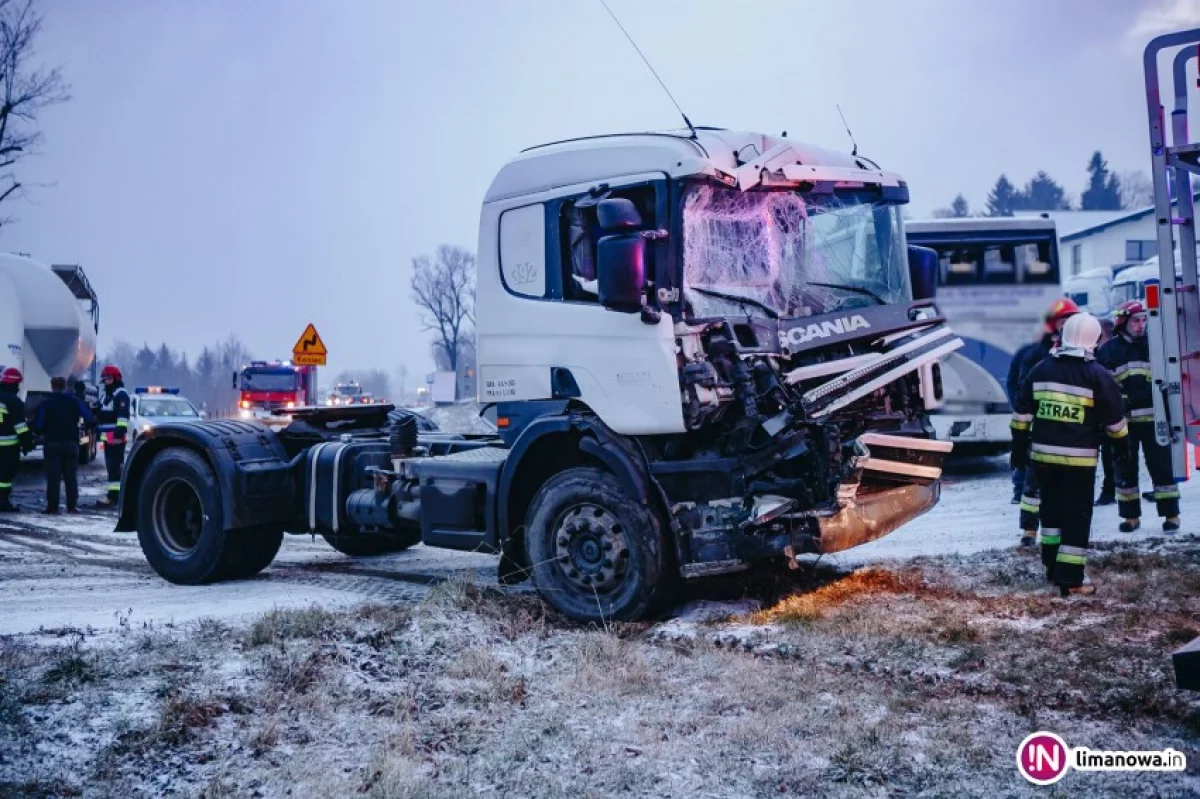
[239,409,252,419]
[142,422,153,432]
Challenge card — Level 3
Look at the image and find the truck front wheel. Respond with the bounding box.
[136,448,245,584]
[524,467,673,623]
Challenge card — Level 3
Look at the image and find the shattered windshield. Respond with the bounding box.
[681,183,910,319]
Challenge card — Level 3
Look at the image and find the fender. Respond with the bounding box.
[495,411,651,543]
[115,419,298,533]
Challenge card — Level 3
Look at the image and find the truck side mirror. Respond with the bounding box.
[596,198,646,313]
[907,245,938,301]
[231,371,237,389]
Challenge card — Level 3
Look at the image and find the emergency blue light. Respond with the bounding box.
[134,386,180,395]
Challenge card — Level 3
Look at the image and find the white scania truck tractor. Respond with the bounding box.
[115,128,962,622]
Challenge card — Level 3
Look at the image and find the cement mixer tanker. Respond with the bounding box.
[0,253,100,463]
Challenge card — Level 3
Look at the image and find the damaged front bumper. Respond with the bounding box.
[673,432,954,577]
[807,432,952,554]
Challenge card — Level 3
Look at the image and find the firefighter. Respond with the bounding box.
[95,364,130,507]
[1011,313,1131,597]
[0,367,34,511]
[1097,300,1182,533]
[1007,297,1079,546]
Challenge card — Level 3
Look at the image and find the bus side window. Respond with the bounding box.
[1017,242,1057,284]
[982,245,1016,284]
[942,247,979,286]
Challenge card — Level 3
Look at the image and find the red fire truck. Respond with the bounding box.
[232,360,315,427]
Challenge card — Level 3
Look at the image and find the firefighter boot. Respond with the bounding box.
[0,486,15,512]
[1020,531,1036,548]
[1164,516,1181,533]
[1119,518,1140,533]
[1060,578,1097,598]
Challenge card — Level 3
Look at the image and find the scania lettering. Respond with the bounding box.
[778,315,871,348]
[116,128,963,623]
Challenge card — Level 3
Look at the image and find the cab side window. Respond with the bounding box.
[558,184,658,303]
[498,203,548,298]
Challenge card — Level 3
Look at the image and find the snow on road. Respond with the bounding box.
[1,454,1195,636]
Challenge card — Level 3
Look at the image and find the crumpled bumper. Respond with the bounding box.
[812,433,952,554]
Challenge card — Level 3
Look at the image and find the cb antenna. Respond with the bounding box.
[836,104,858,157]
[598,0,697,139]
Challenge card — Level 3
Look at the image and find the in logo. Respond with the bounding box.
[1017,731,1069,785]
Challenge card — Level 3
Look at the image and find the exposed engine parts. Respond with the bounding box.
[668,301,962,573]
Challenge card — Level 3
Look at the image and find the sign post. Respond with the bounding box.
[291,323,328,406]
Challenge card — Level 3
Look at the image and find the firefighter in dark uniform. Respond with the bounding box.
[1011,313,1131,596]
[95,364,130,507]
[0,367,34,511]
[1097,300,1182,533]
[1007,297,1079,546]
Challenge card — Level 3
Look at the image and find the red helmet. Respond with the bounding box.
[1044,297,1080,333]
[1113,300,1147,329]
[100,364,122,381]
[0,366,20,386]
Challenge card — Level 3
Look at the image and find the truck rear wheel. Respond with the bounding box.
[136,448,242,584]
[224,527,285,579]
[321,530,420,557]
[524,467,673,623]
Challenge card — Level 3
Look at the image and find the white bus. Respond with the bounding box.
[906,217,1062,453]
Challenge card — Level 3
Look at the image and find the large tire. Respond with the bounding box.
[525,467,674,623]
[136,448,240,584]
[224,527,285,579]
[321,529,420,557]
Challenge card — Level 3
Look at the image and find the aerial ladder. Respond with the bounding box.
[1144,31,1200,481]
[1144,29,1200,691]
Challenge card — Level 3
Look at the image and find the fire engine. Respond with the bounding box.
[232,360,314,428]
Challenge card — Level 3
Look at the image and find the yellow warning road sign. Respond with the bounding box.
[292,323,327,366]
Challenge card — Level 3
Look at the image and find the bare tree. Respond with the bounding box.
[0,0,68,227]
[1117,170,1154,209]
[410,245,476,374]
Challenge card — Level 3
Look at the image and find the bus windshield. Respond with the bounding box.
[681,184,911,319]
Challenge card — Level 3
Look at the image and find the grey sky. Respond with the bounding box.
[5,0,1198,380]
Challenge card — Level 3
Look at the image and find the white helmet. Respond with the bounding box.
[1059,312,1103,357]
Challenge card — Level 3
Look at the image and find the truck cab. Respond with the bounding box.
[118,128,962,623]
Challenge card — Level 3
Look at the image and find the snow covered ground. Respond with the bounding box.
[1,451,1194,637]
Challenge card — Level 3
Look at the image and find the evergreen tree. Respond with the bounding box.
[986,175,1019,216]
[1080,151,1123,210]
[1021,171,1071,210]
[950,194,970,218]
